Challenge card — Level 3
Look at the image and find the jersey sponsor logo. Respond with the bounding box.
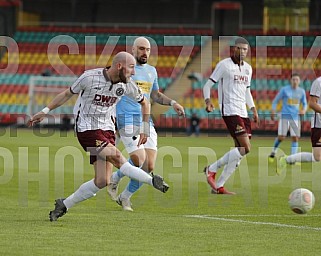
[92,94,117,107]
[287,98,299,105]
[116,88,124,96]
[234,75,249,83]
[136,80,152,94]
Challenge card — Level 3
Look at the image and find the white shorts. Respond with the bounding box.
[118,125,158,154]
[278,118,301,137]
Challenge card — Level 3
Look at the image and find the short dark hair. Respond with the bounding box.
[235,37,249,45]
[291,73,300,78]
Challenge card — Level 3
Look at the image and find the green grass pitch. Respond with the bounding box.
[1,128,321,255]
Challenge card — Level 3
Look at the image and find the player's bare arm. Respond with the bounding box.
[271,109,276,121]
[203,79,215,113]
[28,88,75,127]
[138,96,151,146]
[150,90,185,116]
[309,95,321,113]
[251,107,260,127]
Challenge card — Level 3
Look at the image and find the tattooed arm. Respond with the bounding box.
[151,90,185,116]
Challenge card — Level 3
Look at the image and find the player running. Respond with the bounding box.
[268,73,307,162]
[202,37,259,194]
[277,76,321,174]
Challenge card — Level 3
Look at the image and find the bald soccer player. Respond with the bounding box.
[28,52,169,221]
[108,37,185,211]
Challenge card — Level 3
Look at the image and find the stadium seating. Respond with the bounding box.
[163,33,320,132]
[0,26,209,122]
[0,26,318,133]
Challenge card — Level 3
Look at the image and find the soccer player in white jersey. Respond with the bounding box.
[202,37,259,194]
[268,73,307,162]
[277,76,321,174]
[108,37,185,211]
[28,52,169,221]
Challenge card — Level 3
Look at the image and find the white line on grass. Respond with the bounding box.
[185,214,321,217]
[184,215,321,231]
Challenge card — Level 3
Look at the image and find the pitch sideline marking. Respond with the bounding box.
[184,215,321,231]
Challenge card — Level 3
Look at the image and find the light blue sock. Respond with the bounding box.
[272,138,281,154]
[113,158,135,183]
[127,178,144,194]
[123,170,149,199]
[291,141,299,155]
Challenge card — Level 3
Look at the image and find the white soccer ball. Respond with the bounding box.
[288,188,315,214]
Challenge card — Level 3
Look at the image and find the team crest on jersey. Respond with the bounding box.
[96,140,103,147]
[116,88,124,96]
[235,125,245,134]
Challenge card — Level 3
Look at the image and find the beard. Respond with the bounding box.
[137,56,147,65]
[119,67,128,83]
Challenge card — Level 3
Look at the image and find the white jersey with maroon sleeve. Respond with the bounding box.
[210,57,252,118]
[310,77,321,128]
[71,68,144,132]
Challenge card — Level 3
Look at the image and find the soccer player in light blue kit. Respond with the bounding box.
[107,37,185,211]
[276,76,321,174]
[268,73,307,162]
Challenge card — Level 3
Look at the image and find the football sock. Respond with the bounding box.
[272,138,281,154]
[216,156,242,188]
[119,162,153,185]
[111,158,135,184]
[208,148,242,173]
[63,179,100,209]
[286,152,316,164]
[121,175,146,200]
[291,141,299,155]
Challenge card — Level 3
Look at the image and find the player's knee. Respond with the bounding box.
[147,162,155,172]
[130,154,145,167]
[278,136,285,141]
[111,150,125,167]
[114,150,123,161]
[130,150,146,167]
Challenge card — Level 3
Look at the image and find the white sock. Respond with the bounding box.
[119,162,153,185]
[120,189,132,200]
[110,170,123,184]
[216,156,243,188]
[110,158,139,184]
[208,148,242,173]
[63,179,100,209]
[286,152,316,164]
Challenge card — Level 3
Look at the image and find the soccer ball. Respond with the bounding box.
[288,188,315,214]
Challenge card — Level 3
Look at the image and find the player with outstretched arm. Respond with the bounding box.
[28,52,169,221]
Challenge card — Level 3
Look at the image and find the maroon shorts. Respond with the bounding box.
[223,115,252,139]
[77,129,116,164]
[311,128,321,147]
